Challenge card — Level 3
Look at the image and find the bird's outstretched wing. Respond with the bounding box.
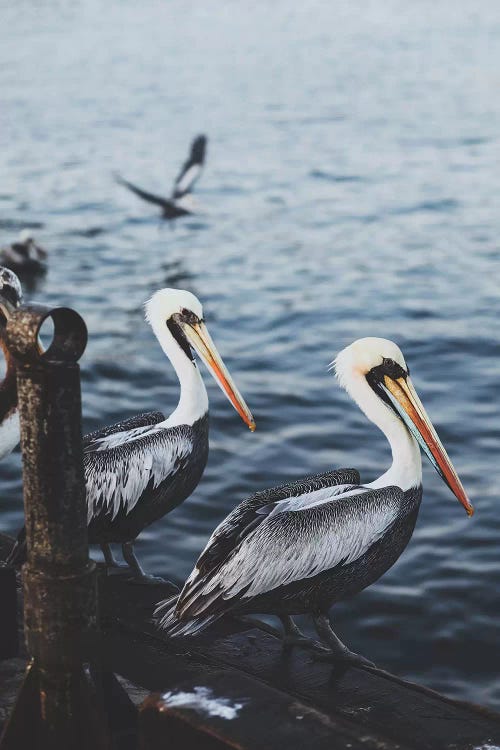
[172,135,207,200]
[114,173,170,209]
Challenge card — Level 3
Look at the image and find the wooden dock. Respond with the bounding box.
[2,533,500,750]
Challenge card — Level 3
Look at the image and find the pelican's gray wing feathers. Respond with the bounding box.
[191,469,360,581]
[83,411,164,446]
[85,422,193,524]
[171,482,403,623]
[223,486,401,599]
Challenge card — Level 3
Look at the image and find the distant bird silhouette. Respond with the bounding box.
[115,135,207,220]
[0,230,47,277]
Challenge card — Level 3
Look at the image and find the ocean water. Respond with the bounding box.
[1,0,500,708]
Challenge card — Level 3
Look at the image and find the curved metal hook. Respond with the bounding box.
[5,304,87,364]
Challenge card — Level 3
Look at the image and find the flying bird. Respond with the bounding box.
[155,337,472,665]
[8,288,255,581]
[0,231,48,277]
[0,267,23,460]
[115,135,207,220]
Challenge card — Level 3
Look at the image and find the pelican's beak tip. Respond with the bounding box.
[466,503,474,518]
[248,419,256,432]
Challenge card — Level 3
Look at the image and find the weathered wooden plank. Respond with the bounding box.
[138,670,399,750]
[106,629,404,750]
[98,570,500,750]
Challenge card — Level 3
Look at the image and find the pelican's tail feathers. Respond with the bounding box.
[153,595,220,638]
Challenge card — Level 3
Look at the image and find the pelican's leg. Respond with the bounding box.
[101,543,120,567]
[239,615,325,652]
[312,613,375,668]
[121,541,167,585]
[280,615,328,652]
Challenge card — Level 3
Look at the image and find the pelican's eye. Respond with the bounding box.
[366,358,407,387]
[381,357,409,380]
[179,308,200,325]
[365,357,408,418]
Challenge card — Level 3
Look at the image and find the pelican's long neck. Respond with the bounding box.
[343,372,422,492]
[151,320,208,427]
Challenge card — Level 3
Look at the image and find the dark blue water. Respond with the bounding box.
[1,0,500,708]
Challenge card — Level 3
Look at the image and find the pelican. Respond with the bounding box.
[0,267,22,460]
[0,231,48,277]
[115,134,207,220]
[155,337,472,665]
[9,288,255,580]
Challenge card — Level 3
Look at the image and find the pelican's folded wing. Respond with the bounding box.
[83,411,165,446]
[7,411,169,566]
[175,469,360,610]
[194,468,360,578]
[175,483,403,620]
[84,422,193,524]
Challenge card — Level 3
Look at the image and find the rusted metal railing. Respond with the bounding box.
[0,304,110,749]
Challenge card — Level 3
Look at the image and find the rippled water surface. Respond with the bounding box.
[1,0,500,707]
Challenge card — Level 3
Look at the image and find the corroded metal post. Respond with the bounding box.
[0,304,109,749]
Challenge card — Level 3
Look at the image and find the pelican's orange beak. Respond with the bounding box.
[383,375,473,516]
[181,320,256,432]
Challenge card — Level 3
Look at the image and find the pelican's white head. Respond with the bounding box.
[334,337,408,391]
[145,288,255,431]
[334,337,473,515]
[145,288,203,333]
